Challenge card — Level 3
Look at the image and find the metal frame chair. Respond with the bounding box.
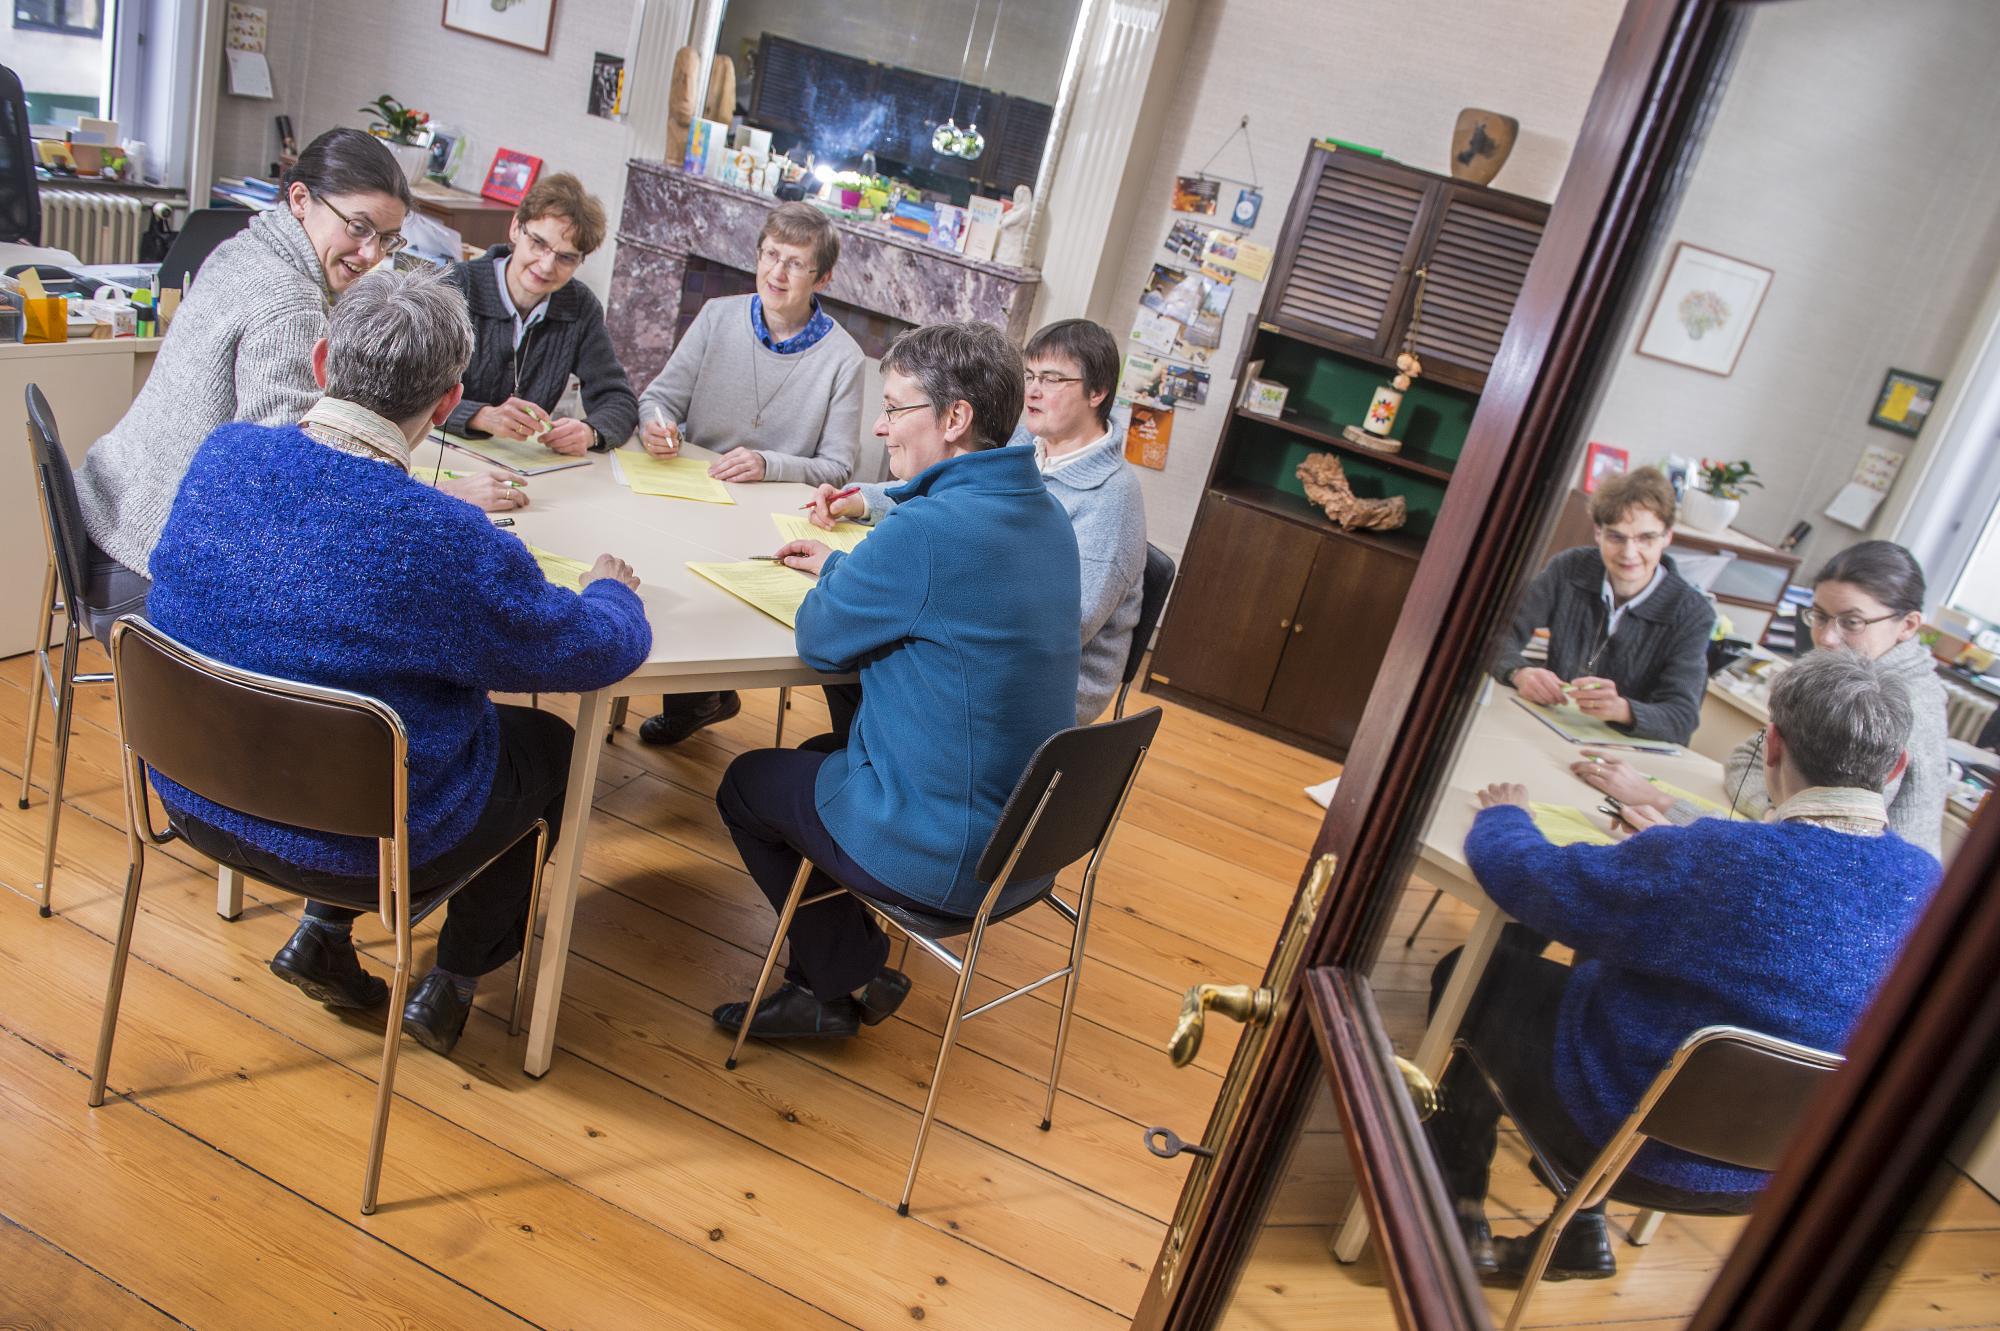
[18,383,115,917]
[1450,1024,1842,1331]
[726,706,1165,1215]
[90,616,552,1215]
[1113,543,1176,720]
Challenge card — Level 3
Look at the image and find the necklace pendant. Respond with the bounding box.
[753,414,762,426]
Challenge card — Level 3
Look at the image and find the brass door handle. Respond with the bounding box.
[1396,1057,1439,1121]
[1169,983,1273,1068]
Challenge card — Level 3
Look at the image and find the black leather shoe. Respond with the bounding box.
[639,691,742,747]
[402,972,474,1056]
[1455,1201,1498,1278]
[1490,1211,1617,1283]
[712,982,860,1040]
[856,968,910,1026]
[269,923,387,1009]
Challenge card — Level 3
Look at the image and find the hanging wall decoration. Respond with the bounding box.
[442,0,557,55]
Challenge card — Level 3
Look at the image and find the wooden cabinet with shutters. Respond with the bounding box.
[1146,146,1548,757]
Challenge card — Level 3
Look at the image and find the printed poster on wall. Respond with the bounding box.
[1122,402,1174,470]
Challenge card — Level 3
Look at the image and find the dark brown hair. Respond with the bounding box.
[1025,319,1120,428]
[515,172,606,256]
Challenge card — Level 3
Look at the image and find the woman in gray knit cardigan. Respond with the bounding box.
[71,128,513,642]
[1575,540,1950,857]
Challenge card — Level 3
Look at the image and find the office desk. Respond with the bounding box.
[408,439,847,1076]
[1332,686,1726,1260]
[0,336,162,654]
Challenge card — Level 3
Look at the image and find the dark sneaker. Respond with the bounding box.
[856,967,911,1026]
[713,981,860,1040]
[269,923,388,1009]
[1490,1210,1617,1283]
[639,691,742,747]
[401,972,474,1056]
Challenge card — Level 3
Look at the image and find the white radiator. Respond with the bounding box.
[40,190,151,265]
[1941,677,1999,744]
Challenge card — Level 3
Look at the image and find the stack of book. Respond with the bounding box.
[1761,583,1812,655]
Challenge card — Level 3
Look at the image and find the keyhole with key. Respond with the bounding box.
[1144,1125,1216,1160]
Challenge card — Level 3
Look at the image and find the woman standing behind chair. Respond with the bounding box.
[71,128,513,643]
[1577,540,1950,856]
[711,322,1081,1043]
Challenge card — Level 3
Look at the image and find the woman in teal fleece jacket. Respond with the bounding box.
[713,322,1081,1044]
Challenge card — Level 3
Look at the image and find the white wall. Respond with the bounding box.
[717,0,1082,106]
[1584,0,2000,573]
[1091,0,1627,558]
[210,0,639,300]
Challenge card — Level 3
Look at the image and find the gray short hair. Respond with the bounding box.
[1768,649,1912,791]
[322,267,474,423]
[880,321,1024,449]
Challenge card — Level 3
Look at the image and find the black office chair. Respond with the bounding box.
[91,616,552,1215]
[1450,1024,1842,1330]
[1114,543,1177,719]
[725,706,1165,1215]
[0,64,39,245]
[157,208,254,289]
[19,384,116,918]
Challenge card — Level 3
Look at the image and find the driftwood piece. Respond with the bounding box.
[1296,453,1408,531]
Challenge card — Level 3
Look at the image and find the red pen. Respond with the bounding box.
[800,485,861,511]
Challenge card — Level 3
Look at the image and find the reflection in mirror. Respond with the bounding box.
[1348,0,1997,1325]
[713,0,1087,203]
[1845,1106,2000,1330]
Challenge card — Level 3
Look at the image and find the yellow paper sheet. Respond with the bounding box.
[770,512,871,553]
[438,431,584,476]
[687,560,815,628]
[619,449,735,504]
[1513,697,1680,753]
[1650,778,1727,816]
[1530,802,1617,847]
[527,544,592,591]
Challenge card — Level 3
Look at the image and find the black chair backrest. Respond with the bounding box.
[111,617,402,840]
[26,385,94,617]
[975,706,1164,885]
[1121,544,1177,687]
[0,64,39,245]
[1639,1029,1841,1173]
[158,208,253,290]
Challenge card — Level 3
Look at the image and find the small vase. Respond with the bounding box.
[386,140,430,187]
[1680,488,1740,533]
[1363,384,1403,437]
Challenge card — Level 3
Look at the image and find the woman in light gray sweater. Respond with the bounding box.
[1576,541,1950,857]
[72,129,510,640]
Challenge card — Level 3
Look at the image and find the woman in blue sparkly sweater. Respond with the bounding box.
[1432,649,1940,1282]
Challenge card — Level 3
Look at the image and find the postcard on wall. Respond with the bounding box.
[1162,364,1211,407]
[1130,307,1181,356]
[1824,443,1906,530]
[1141,263,1197,317]
[1171,175,1220,216]
[1202,232,1274,282]
[226,3,267,51]
[1163,217,1218,264]
[1124,402,1175,470]
[1121,353,1171,409]
[588,52,625,118]
[1177,279,1231,353]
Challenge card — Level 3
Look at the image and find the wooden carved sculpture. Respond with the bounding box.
[1297,453,1408,531]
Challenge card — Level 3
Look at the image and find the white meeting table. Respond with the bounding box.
[1332,683,1730,1261]
[408,439,849,1076]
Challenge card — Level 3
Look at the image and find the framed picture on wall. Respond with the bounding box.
[441,0,556,54]
[1867,368,1942,437]
[480,148,543,206]
[1634,242,1774,377]
[1582,441,1629,492]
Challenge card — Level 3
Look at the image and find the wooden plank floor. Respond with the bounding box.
[1,643,1992,1329]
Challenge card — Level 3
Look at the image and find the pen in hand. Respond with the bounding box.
[802,485,862,512]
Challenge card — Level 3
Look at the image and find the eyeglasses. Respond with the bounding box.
[881,400,934,420]
[1023,370,1082,388]
[519,224,583,269]
[312,192,406,256]
[758,247,817,278]
[1799,606,1905,636]
[1597,527,1668,551]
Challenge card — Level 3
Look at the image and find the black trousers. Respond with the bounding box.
[82,537,151,651]
[715,746,938,997]
[178,705,572,977]
[1423,941,1757,1215]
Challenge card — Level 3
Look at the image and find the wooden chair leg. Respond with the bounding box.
[88,849,147,1107]
[1628,1208,1664,1245]
[774,687,790,746]
[217,865,245,920]
[898,914,990,1216]
[510,821,552,1035]
[726,859,813,1070]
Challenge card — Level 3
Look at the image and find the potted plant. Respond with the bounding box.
[360,95,432,185]
[1682,457,1762,532]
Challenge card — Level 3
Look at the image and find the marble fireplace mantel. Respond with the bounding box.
[605,162,1043,387]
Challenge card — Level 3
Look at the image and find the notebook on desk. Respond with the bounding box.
[1512,696,1682,755]
[436,431,590,476]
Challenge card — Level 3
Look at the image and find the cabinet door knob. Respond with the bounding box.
[1278,617,1290,630]
[1293,622,1304,635]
